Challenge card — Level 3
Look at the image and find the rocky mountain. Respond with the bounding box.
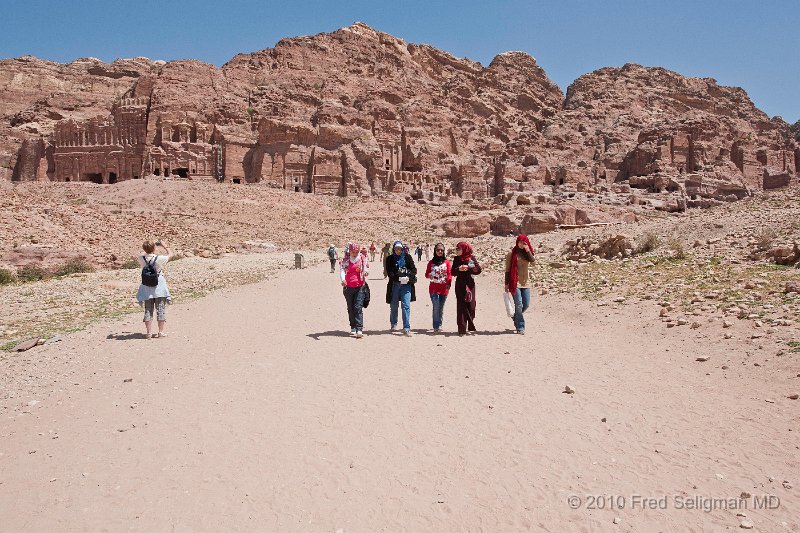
[1,22,797,205]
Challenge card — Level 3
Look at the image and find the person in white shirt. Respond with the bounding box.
[136,239,172,339]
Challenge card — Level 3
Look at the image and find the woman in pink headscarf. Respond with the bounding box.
[452,241,482,336]
[505,234,535,334]
[340,242,369,338]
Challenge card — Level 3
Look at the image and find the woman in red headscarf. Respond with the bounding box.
[504,234,535,334]
[452,241,482,336]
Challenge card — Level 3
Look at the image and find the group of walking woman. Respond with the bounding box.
[336,235,535,338]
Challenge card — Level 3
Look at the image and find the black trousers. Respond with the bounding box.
[343,285,365,330]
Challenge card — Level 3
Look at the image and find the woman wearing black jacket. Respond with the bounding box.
[452,241,482,336]
[385,240,417,336]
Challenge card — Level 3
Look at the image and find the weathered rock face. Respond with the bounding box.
[431,215,492,238]
[436,202,635,237]
[544,64,797,198]
[562,234,635,261]
[0,56,154,181]
[1,24,797,203]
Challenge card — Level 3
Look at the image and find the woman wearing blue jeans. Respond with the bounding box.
[505,234,535,334]
[384,240,417,336]
[424,243,452,333]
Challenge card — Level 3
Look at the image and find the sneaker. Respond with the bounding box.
[390,325,398,331]
[517,329,526,335]
[350,329,357,336]
[157,332,168,338]
[355,330,363,339]
[433,328,440,334]
[403,329,412,337]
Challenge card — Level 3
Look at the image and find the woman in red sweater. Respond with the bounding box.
[424,243,452,333]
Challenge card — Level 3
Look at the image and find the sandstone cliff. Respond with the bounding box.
[1,23,797,202]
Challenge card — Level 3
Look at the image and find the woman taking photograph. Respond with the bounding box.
[505,234,535,334]
[136,239,172,339]
[340,242,369,338]
[385,240,416,336]
[424,243,451,333]
[452,241,482,336]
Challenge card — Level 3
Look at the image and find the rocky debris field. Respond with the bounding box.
[0,178,440,272]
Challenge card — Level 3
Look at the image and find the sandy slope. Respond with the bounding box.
[0,262,797,532]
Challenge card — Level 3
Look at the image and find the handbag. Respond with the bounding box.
[503,291,515,317]
[362,282,371,308]
[465,285,473,303]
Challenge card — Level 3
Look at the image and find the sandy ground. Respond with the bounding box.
[0,261,798,532]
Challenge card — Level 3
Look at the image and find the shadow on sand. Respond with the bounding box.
[106,332,149,341]
[306,328,516,340]
[305,330,354,341]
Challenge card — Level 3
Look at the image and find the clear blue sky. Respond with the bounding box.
[2,0,798,122]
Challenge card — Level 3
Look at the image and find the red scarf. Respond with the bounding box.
[456,241,473,265]
[508,234,533,293]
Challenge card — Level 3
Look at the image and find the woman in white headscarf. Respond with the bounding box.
[384,240,417,336]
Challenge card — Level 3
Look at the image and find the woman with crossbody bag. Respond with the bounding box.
[340,242,369,338]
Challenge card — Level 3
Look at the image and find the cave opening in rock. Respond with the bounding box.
[174,167,189,178]
[82,173,102,184]
[108,172,117,184]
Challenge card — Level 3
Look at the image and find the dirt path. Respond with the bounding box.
[1,262,797,532]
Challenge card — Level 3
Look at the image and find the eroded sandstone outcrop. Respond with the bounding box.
[0,24,796,208]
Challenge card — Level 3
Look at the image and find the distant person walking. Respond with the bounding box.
[385,240,417,336]
[136,239,172,340]
[380,242,391,278]
[340,242,369,338]
[415,243,423,262]
[505,234,535,334]
[369,242,377,262]
[327,244,338,273]
[452,241,482,336]
[424,243,431,261]
[425,243,452,333]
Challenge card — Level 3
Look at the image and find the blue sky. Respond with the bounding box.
[2,0,797,122]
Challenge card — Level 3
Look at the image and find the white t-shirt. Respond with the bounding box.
[137,254,170,273]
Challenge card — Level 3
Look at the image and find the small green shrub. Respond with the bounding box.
[53,259,94,277]
[0,268,16,285]
[667,237,687,260]
[16,265,46,282]
[119,259,140,269]
[636,232,661,254]
[754,228,777,251]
